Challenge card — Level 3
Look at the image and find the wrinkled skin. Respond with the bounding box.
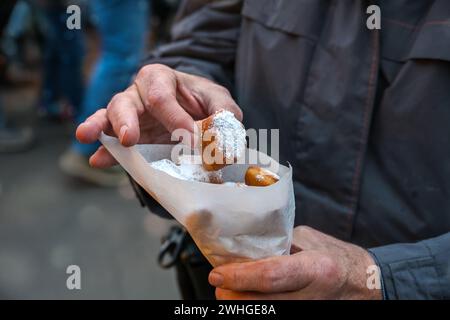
[77,65,382,300]
[76,64,242,168]
[209,226,382,300]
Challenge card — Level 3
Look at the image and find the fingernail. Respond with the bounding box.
[209,272,223,287]
[77,122,87,131]
[119,125,128,144]
[88,155,95,167]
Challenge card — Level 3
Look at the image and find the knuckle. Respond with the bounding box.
[109,93,127,108]
[260,263,279,291]
[147,89,168,109]
[215,84,231,96]
[138,64,154,77]
[264,270,277,285]
[260,276,274,292]
[295,225,314,237]
[137,65,150,79]
[229,269,240,286]
[139,63,170,78]
[225,266,246,290]
[316,255,339,282]
[230,268,246,290]
[149,63,170,72]
[298,225,312,232]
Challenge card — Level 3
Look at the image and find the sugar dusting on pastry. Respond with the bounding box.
[150,158,222,183]
[210,110,246,161]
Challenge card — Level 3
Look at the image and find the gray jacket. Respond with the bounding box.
[144,0,450,299]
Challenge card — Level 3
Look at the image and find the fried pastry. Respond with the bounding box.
[197,109,246,171]
[244,166,279,187]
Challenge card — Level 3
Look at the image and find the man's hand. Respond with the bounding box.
[75,64,242,168]
[208,226,382,300]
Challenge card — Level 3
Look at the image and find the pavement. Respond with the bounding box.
[0,86,180,299]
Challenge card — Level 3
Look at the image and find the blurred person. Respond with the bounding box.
[76,0,450,300]
[35,0,84,119]
[0,0,17,80]
[0,0,15,83]
[1,0,40,85]
[59,0,150,187]
[0,0,34,153]
[0,99,34,153]
[1,0,36,65]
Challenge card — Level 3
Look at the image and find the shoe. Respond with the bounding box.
[59,149,127,187]
[0,125,34,153]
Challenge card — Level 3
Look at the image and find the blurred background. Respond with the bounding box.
[0,0,181,299]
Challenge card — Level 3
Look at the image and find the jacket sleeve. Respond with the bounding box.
[369,232,450,299]
[144,0,243,90]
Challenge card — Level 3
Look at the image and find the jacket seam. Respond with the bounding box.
[422,241,444,299]
[348,30,380,232]
[383,18,450,31]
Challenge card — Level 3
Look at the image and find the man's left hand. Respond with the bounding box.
[208,226,382,300]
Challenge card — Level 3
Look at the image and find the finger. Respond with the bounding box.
[215,288,301,300]
[177,71,243,121]
[209,254,315,293]
[89,146,118,168]
[215,288,262,300]
[106,85,142,147]
[203,89,243,121]
[76,108,111,144]
[135,71,195,134]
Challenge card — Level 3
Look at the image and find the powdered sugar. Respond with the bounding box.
[150,110,245,182]
[222,182,245,187]
[209,110,246,160]
[150,158,222,183]
[150,159,186,180]
[255,174,265,182]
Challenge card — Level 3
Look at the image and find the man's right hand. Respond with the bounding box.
[75,64,242,168]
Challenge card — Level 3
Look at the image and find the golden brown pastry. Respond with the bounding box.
[197,110,246,171]
[245,166,279,187]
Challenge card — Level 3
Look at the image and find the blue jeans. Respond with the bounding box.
[72,0,150,156]
[41,4,84,115]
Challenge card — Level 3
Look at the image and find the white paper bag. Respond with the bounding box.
[100,133,295,267]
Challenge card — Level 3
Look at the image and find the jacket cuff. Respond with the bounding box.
[367,250,387,300]
[368,241,441,299]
